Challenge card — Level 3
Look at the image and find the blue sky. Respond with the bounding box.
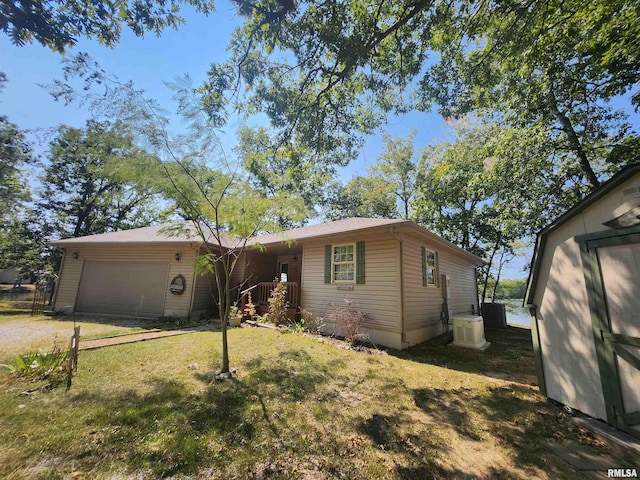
[0,1,454,169]
[1,1,637,281]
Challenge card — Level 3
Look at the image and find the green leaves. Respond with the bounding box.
[1,0,216,52]
[39,120,161,239]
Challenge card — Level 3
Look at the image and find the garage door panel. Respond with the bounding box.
[76,261,168,317]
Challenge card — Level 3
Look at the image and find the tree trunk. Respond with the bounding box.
[491,249,505,301]
[549,93,600,190]
[213,253,230,374]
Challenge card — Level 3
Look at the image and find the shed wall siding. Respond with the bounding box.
[54,244,197,317]
[300,229,401,348]
[533,175,640,420]
[534,215,606,420]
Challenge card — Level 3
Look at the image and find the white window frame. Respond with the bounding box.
[425,248,437,286]
[332,243,356,283]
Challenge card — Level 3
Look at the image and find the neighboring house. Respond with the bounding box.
[52,217,485,349]
[525,164,640,438]
[0,268,19,284]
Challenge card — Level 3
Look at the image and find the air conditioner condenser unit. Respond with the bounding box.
[450,315,490,351]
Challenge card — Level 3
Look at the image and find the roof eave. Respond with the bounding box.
[525,163,640,305]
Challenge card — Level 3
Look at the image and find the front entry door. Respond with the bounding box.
[579,228,640,437]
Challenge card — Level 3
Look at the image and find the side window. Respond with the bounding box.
[332,244,355,282]
[324,242,365,284]
[422,246,439,287]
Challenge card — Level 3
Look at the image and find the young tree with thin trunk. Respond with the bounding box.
[50,63,305,374]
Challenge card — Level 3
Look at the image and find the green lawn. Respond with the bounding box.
[0,300,195,363]
[0,307,608,479]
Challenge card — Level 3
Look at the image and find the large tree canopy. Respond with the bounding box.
[39,120,160,239]
[0,114,32,222]
[0,0,215,52]
[210,0,639,189]
[414,120,578,300]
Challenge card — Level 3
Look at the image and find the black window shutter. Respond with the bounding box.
[421,246,427,287]
[324,245,332,284]
[356,241,365,284]
[435,251,440,287]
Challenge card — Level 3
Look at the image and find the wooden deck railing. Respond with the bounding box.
[239,282,299,319]
[257,282,299,309]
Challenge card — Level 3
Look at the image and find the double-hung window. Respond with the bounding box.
[324,241,365,284]
[421,246,439,287]
[332,244,355,282]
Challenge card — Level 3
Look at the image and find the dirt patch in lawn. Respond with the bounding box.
[0,300,176,361]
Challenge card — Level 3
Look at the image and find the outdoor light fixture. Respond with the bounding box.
[293,255,298,262]
[72,252,79,260]
[175,252,181,261]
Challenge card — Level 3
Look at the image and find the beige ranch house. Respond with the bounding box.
[52,217,485,349]
[526,163,640,438]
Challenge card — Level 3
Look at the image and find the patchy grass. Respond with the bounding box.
[0,320,608,479]
[0,300,195,363]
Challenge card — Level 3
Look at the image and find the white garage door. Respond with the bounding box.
[76,261,169,317]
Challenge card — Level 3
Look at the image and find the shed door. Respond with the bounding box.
[76,261,169,318]
[598,243,640,435]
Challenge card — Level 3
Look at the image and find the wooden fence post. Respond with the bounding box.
[66,326,80,390]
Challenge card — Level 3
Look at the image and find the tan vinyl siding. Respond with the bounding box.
[190,246,217,315]
[53,243,197,317]
[439,253,479,315]
[300,229,401,334]
[402,235,446,332]
[54,253,84,310]
[401,234,479,345]
[191,274,216,313]
[231,249,278,288]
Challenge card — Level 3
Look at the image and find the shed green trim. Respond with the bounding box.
[528,305,547,396]
[579,244,622,426]
[580,231,640,433]
[525,163,640,306]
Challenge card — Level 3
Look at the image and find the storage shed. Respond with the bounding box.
[525,164,640,437]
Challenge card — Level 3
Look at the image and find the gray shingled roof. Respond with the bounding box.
[49,217,484,265]
[50,222,234,247]
[247,217,406,246]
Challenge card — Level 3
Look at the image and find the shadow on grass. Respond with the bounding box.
[392,326,538,385]
[352,381,577,478]
[69,349,328,477]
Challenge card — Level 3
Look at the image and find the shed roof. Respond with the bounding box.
[524,163,640,306]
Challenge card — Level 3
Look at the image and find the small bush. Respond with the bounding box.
[329,299,370,345]
[245,292,256,318]
[299,306,324,334]
[1,340,69,383]
[268,280,290,326]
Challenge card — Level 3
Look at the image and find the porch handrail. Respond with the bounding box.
[239,283,259,296]
[257,282,299,309]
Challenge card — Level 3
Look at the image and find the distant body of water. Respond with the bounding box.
[503,299,531,327]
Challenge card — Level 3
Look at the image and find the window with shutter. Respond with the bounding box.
[324,242,365,284]
[422,247,439,286]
